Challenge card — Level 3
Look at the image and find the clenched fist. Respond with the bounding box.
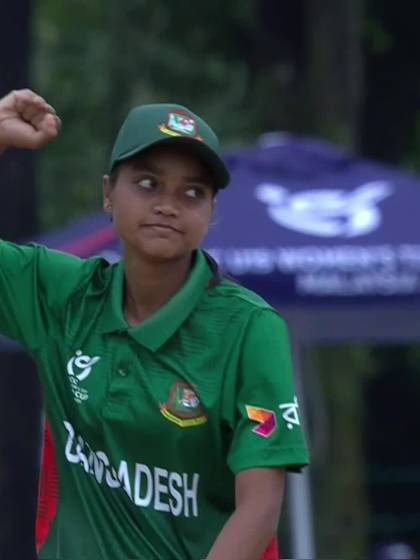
[0,89,61,151]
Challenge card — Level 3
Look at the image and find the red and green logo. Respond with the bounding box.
[246,405,277,438]
[160,382,207,428]
[159,111,202,140]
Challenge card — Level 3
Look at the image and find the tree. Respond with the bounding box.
[361,0,420,167]
[0,0,37,240]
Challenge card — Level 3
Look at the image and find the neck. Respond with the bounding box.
[123,250,194,327]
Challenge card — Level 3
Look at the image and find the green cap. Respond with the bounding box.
[109,103,230,189]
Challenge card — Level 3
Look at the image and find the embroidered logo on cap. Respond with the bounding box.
[160,381,207,428]
[159,112,202,140]
[246,405,277,438]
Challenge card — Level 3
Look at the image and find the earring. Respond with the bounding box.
[105,204,113,222]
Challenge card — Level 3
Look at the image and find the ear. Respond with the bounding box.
[103,175,113,214]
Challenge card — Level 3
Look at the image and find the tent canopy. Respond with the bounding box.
[206,135,420,304]
[34,134,420,312]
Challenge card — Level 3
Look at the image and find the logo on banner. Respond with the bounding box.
[255,181,393,238]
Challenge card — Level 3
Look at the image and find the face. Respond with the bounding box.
[103,145,216,263]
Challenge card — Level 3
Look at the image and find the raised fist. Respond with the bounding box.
[0,89,61,151]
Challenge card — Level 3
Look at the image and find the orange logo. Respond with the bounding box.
[246,405,277,437]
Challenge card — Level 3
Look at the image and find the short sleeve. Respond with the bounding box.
[226,309,309,474]
[0,240,95,350]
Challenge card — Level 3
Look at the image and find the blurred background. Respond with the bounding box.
[1,1,420,558]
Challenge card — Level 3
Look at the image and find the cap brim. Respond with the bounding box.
[113,136,230,189]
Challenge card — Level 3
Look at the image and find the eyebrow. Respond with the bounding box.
[130,160,213,186]
[130,161,160,174]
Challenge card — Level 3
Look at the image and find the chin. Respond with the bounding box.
[137,244,190,264]
[122,234,195,264]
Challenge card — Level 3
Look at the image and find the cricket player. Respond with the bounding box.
[0,89,309,560]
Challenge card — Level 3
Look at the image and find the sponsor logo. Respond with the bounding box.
[159,111,202,140]
[245,405,277,438]
[255,181,393,238]
[279,396,301,430]
[63,421,199,517]
[160,382,207,428]
[66,350,100,403]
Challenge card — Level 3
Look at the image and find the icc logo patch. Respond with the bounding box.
[160,381,207,428]
[66,350,101,404]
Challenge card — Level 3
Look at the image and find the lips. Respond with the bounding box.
[141,223,182,233]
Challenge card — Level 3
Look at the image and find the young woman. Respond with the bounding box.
[0,89,309,560]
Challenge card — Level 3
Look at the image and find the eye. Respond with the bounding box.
[185,185,207,199]
[137,176,156,190]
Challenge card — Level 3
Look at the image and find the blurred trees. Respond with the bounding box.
[32,0,420,230]
[361,1,420,167]
[33,0,263,228]
[305,0,364,147]
[0,0,37,240]
[306,343,420,557]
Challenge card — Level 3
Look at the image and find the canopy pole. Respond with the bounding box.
[287,470,315,559]
[287,334,316,559]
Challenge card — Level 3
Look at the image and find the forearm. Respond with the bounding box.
[206,505,279,560]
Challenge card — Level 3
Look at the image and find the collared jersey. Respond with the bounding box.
[0,240,309,560]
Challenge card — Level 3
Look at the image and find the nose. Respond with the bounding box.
[153,193,179,217]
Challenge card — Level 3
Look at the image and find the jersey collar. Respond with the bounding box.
[99,250,214,351]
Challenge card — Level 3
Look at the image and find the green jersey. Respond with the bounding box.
[0,240,309,560]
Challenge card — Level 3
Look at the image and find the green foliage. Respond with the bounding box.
[364,19,394,54]
[33,0,420,231]
[33,0,111,228]
[33,0,264,230]
[306,342,420,558]
[304,344,371,559]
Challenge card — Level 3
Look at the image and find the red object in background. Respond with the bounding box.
[36,422,59,552]
[261,537,279,559]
